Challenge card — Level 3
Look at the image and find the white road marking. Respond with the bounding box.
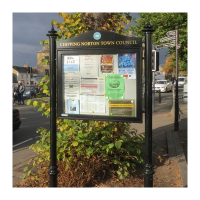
[13,138,33,148]
[13,136,41,148]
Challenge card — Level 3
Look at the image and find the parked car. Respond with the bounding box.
[23,86,37,99]
[154,80,172,92]
[13,108,21,132]
[183,82,188,103]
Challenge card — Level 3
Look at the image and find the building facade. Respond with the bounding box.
[37,46,50,82]
[13,66,38,87]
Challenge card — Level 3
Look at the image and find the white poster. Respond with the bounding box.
[64,72,80,99]
[63,56,79,71]
[80,94,105,113]
[80,55,99,77]
[80,77,105,95]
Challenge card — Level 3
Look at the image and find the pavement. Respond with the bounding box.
[13,96,187,187]
[130,97,187,187]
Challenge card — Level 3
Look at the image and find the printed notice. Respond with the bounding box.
[80,55,99,77]
[63,56,79,71]
[105,74,124,100]
[64,74,80,99]
[100,55,114,73]
[80,94,105,113]
[67,99,79,114]
[80,78,105,95]
[109,99,135,117]
[118,54,136,79]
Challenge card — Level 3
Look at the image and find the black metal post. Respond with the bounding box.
[47,25,58,187]
[142,20,155,187]
[174,26,179,131]
[159,89,161,103]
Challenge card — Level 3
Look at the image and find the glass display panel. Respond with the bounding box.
[60,54,137,118]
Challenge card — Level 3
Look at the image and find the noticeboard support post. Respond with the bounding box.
[47,25,58,187]
[142,20,155,187]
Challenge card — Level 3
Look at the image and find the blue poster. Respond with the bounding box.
[118,54,136,79]
[63,56,79,71]
[67,99,79,114]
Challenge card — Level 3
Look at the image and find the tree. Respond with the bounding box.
[40,13,132,46]
[130,13,187,71]
[163,55,176,74]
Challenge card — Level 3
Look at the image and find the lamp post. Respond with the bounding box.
[142,20,155,187]
[47,25,58,187]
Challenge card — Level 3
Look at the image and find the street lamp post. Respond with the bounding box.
[47,25,58,187]
[142,20,155,187]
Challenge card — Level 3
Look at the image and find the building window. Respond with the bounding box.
[44,55,49,60]
[45,69,49,75]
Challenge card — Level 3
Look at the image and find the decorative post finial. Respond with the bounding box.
[142,19,155,33]
[47,25,57,37]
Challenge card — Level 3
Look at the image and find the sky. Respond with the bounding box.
[13,12,169,68]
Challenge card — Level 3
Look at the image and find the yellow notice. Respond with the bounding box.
[109,99,135,117]
[109,104,134,108]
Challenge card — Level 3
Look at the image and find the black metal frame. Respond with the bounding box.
[57,48,143,123]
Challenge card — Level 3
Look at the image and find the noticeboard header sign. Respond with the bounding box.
[57,30,142,48]
[57,30,143,123]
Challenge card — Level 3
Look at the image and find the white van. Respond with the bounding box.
[178,77,186,86]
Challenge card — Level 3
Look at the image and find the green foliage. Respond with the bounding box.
[53,13,132,39]
[130,13,187,71]
[24,114,145,179]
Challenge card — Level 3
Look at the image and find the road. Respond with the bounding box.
[13,101,50,150]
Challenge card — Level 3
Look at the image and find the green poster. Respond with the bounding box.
[105,74,124,100]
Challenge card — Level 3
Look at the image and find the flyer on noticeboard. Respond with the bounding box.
[80,55,99,77]
[118,54,136,79]
[105,74,125,100]
[63,56,79,71]
[67,99,80,114]
[64,72,80,100]
[100,55,114,73]
[80,94,105,114]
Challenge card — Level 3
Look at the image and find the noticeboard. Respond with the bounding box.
[57,30,143,123]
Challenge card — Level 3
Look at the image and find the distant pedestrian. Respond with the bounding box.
[17,81,25,105]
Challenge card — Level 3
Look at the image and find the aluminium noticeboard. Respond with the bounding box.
[57,30,143,123]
